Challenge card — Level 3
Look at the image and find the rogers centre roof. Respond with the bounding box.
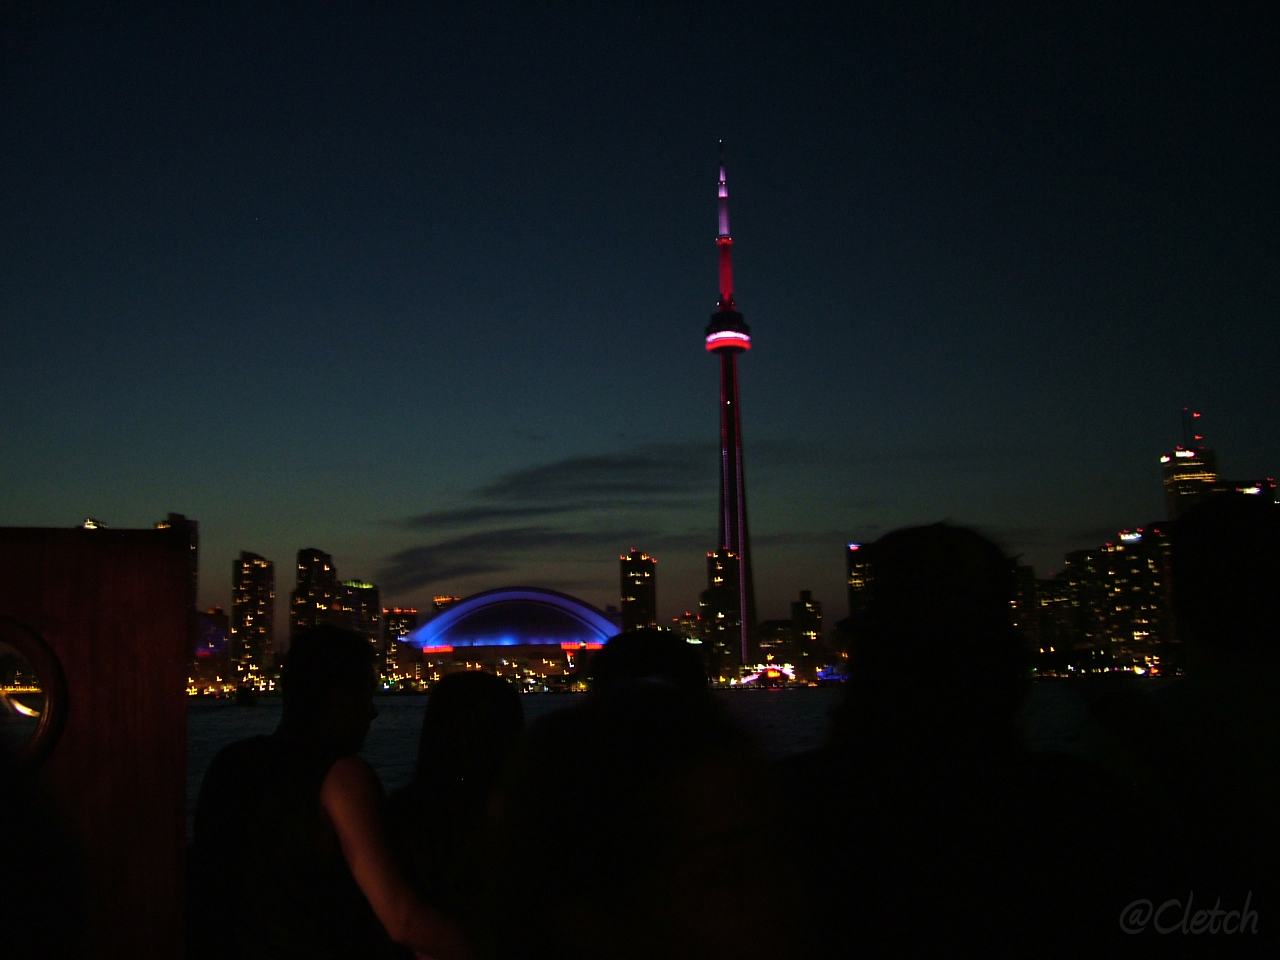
[401,587,621,649]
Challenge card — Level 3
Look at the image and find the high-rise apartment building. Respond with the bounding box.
[341,580,381,650]
[190,606,232,692]
[1098,525,1175,671]
[669,611,701,642]
[699,549,740,671]
[1037,526,1177,674]
[156,513,200,681]
[619,549,657,631]
[383,607,419,678]
[846,543,870,621]
[791,590,823,651]
[384,607,419,644]
[291,548,341,639]
[232,552,274,682]
[757,619,794,660]
[155,512,199,648]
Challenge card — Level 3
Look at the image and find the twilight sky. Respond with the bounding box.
[2,1,1277,635]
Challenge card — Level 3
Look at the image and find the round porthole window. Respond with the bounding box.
[0,616,69,768]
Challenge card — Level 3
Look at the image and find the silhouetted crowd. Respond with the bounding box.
[8,494,1272,958]
[181,491,1276,959]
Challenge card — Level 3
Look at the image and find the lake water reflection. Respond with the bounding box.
[187,680,1112,834]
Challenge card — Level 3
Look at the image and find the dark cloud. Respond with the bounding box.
[747,440,1041,475]
[387,442,716,533]
[479,442,715,503]
[853,441,1042,467]
[379,526,650,592]
[396,504,575,530]
[753,530,848,547]
[377,551,510,593]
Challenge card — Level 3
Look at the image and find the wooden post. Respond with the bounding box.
[0,527,189,959]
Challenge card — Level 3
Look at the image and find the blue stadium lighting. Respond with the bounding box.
[402,587,621,650]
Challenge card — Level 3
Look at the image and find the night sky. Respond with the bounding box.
[3,1,1277,637]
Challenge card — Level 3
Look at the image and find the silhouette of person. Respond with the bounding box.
[785,524,1137,958]
[386,671,523,941]
[189,626,472,960]
[479,681,794,960]
[586,627,708,696]
[1088,493,1280,949]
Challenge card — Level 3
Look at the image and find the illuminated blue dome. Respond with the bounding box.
[403,587,620,649]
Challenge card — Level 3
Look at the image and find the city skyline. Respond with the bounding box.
[3,3,1277,630]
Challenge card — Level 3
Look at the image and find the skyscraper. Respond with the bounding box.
[190,606,232,693]
[383,606,419,678]
[341,581,382,651]
[619,549,657,631]
[704,146,757,665]
[1161,410,1219,519]
[290,548,341,639]
[791,590,823,650]
[699,549,740,671]
[232,551,274,681]
[1160,410,1276,518]
[155,512,199,652]
[846,543,869,621]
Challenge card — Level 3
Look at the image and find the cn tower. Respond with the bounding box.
[705,145,757,665]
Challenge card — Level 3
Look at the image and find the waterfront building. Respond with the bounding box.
[1161,445,1219,519]
[1160,411,1277,518]
[699,549,741,674]
[1037,525,1177,674]
[757,619,793,661]
[190,607,232,693]
[846,543,869,621]
[382,606,418,678]
[231,552,274,682]
[155,512,199,608]
[704,148,757,666]
[791,590,823,652]
[1011,565,1040,647]
[619,549,658,631]
[290,548,342,640]
[1098,525,1175,672]
[156,513,200,678]
[1059,548,1109,670]
[1033,576,1073,674]
[341,580,382,651]
[669,610,702,642]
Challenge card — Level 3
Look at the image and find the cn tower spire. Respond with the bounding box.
[717,141,735,311]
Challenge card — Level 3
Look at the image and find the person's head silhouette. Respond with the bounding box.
[278,626,377,754]
[836,523,1026,753]
[587,628,708,695]
[483,683,781,960]
[414,670,523,792]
